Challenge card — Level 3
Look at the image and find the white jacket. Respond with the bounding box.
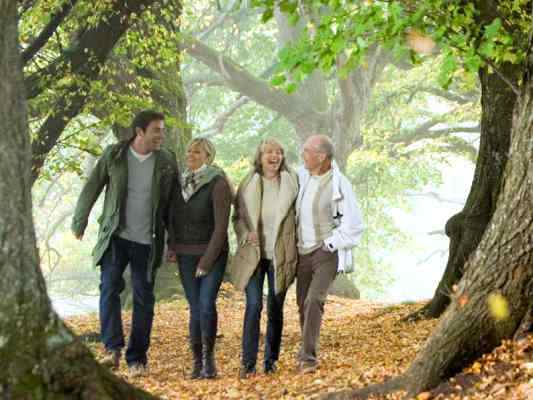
[296,161,364,273]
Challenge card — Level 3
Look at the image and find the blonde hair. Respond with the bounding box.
[187,137,216,165]
[253,138,287,175]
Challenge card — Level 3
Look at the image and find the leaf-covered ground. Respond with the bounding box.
[66,283,533,399]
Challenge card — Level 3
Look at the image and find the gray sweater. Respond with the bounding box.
[118,148,155,245]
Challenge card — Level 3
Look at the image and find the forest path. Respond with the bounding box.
[67,283,532,399]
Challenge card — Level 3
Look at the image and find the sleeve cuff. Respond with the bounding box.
[323,238,336,252]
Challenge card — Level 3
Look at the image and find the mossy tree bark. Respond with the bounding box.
[0,2,157,398]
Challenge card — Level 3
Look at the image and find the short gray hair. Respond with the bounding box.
[315,135,334,160]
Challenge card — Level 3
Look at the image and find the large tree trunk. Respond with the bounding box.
[326,29,533,400]
[0,3,157,398]
[399,55,533,397]
[417,62,521,319]
[418,0,524,319]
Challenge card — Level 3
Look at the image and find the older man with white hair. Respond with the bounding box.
[295,134,364,373]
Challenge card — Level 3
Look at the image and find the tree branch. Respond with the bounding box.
[18,0,37,16]
[480,55,521,96]
[31,0,160,183]
[416,248,448,266]
[390,117,480,146]
[428,229,447,236]
[181,35,326,131]
[405,190,465,205]
[196,0,240,40]
[201,96,250,137]
[415,86,479,104]
[184,73,224,88]
[21,0,79,65]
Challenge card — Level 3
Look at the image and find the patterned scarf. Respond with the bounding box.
[181,164,223,202]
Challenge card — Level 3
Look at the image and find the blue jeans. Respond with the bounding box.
[99,236,155,366]
[242,259,287,370]
[177,253,227,346]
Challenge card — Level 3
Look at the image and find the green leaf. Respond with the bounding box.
[261,9,274,23]
[484,18,502,40]
[438,52,457,88]
[357,36,368,49]
[286,82,297,93]
[270,74,287,86]
[332,36,346,53]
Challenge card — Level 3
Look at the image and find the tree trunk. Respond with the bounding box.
[328,31,533,399]
[416,62,521,319]
[0,3,157,398]
[417,0,525,319]
[399,56,533,396]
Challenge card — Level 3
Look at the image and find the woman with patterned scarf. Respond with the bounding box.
[230,138,299,378]
[167,138,232,379]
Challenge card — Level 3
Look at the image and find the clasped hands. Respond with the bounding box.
[167,249,208,277]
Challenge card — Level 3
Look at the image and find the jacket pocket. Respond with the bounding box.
[229,245,260,290]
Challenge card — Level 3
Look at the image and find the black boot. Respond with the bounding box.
[201,335,217,379]
[190,341,203,379]
[239,363,256,379]
[264,360,277,374]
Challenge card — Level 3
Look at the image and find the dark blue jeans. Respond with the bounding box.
[99,236,155,366]
[242,259,287,370]
[177,253,227,346]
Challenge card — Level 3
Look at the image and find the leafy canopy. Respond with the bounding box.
[254,0,530,90]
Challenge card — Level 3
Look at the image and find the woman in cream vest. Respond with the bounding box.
[231,138,298,377]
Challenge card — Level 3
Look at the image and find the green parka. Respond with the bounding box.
[71,142,178,279]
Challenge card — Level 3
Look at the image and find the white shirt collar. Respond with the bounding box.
[129,146,153,162]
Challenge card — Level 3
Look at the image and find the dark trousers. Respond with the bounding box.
[99,236,155,366]
[177,253,227,346]
[296,248,338,363]
[242,259,287,370]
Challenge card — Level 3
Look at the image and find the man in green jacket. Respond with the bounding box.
[71,110,178,377]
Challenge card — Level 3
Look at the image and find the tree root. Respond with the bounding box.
[402,304,432,322]
[3,321,159,400]
[514,305,533,340]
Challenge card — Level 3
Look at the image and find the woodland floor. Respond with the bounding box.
[67,283,533,399]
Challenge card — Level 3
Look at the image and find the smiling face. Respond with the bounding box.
[260,142,284,177]
[185,143,209,171]
[136,119,165,152]
[302,136,326,172]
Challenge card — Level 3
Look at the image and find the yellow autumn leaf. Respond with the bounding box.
[487,293,510,321]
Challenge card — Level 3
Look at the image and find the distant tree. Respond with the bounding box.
[252,0,528,320]
[179,2,481,297]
